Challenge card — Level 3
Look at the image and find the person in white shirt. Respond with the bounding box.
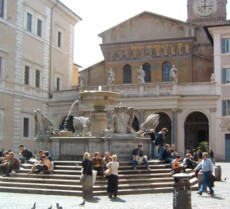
[194,152,214,196]
[106,155,119,198]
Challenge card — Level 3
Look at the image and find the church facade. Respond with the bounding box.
[49,0,230,160]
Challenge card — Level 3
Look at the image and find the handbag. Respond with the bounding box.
[104,163,111,176]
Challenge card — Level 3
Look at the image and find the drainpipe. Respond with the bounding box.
[48,0,59,99]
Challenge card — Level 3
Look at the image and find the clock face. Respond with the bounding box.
[193,0,217,17]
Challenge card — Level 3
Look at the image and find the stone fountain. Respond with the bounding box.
[34,88,159,161]
[79,90,119,137]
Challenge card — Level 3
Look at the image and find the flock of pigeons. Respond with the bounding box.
[31,202,64,209]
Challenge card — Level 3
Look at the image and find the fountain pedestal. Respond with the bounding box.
[80,91,119,137]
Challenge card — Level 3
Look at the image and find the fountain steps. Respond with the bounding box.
[0,160,198,196]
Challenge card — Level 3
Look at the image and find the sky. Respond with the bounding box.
[60,0,230,70]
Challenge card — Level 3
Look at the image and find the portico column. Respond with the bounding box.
[171,109,182,146]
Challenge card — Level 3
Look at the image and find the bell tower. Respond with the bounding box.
[187,0,227,25]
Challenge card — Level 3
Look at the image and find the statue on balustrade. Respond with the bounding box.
[137,66,146,84]
[107,68,115,85]
[170,65,178,83]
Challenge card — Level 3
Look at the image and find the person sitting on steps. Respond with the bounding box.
[92,152,104,177]
[28,154,51,174]
[131,144,151,171]
[171,154,186,174]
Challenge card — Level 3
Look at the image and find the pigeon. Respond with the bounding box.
[48,205,52,209]
[31,202,36,209]
[56,203,63,209]
[79,200,85,206]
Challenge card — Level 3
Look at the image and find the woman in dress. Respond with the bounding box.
[106,154,119,198]
[80,152,93,205]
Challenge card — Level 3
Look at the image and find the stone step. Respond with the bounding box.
[0,160,198,197]
[0,176,173,185]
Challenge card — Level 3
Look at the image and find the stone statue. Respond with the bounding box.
[112,106,135,134]
[170,65,178,83]
[33,109,53,139]
[72,116,91,136]
[107,68,115,85]
[137,66,146,84]
[137,114,159,136]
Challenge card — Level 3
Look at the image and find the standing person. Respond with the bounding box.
[209,149,215,165]
[147,129,157,159]
[194,152,214,196]
[80,152,93,205]
[106,155,119,198]
[156,128,168,160]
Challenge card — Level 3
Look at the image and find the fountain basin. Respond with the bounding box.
[80,91,119,111]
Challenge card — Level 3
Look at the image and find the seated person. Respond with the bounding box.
[162,144,174,165]
[103,152,112,170]
[183,153,196,169]
[38,150,54,172]
[171,154,185,174]
[131,144,151,171]
[39,150,52,161]
[1,152,20,177]
[18,144,33,164]
[92,152,104,177]
[28,154,51,174]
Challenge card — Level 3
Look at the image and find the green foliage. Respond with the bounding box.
[199,141,209,152]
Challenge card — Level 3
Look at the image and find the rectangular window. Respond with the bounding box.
[0,0,4,18]
[23,117,29,137]
[0,111,3,137]
[24,66,29,85]
[35,70,40,88]
[37,19,42,37]
[0,57,2,78]
[222,38,230,54]
[58,31,62,47]
[57,77,60,91]
[222,100,230,116]
[222,68,230,84]
[27,12,32,32]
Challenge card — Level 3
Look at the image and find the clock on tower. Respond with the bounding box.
[187,0,227,24]
[193,0,217,17]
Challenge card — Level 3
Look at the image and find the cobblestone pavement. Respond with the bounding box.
[0,162,229,209]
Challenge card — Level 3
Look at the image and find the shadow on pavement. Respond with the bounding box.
[110,197,126,203]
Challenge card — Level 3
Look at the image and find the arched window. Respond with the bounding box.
[123,64,132,83]
[143,63,151,82]
[162,62,171,82]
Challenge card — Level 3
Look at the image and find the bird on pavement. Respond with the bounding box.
[56,203,63,209]
[48,205,52,209]
[31,202,36,209]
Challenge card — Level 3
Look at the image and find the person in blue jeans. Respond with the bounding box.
[131,144,151,171]
[146,129,157,159]
[194,152,214,196]
[156,128,168,160]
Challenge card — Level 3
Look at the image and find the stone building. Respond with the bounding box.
[0,0,81,152]
[50,0,230,160]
